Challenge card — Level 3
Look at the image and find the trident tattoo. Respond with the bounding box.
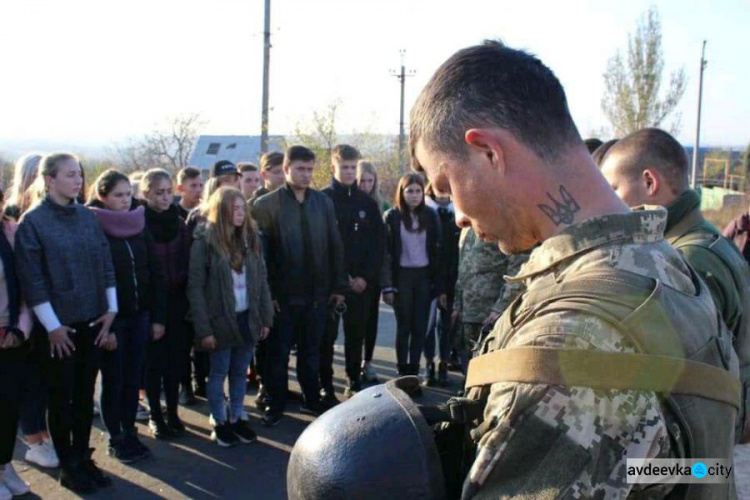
[537,185,580,226]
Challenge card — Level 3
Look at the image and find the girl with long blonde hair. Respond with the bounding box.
[187,187,273,447]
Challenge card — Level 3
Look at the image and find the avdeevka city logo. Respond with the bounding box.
[691,462,708,478]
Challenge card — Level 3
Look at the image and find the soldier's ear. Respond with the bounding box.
[642,169,661,196]
[465,129,505,173]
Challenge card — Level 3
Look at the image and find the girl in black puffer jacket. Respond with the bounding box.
[88,170,166,461]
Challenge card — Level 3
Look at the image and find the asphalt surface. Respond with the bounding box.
[11,305,750,499]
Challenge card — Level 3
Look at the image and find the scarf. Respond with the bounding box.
[145,204,181,243]
[89,205,145,238]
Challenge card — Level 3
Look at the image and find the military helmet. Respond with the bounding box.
[287,377,446,500]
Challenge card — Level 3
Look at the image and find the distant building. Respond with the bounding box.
[188,135,285,175]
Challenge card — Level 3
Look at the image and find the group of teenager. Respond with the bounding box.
[0,142,470,496]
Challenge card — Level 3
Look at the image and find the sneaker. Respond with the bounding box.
[1,463,30,496]
[299,401,325,417]
[320,389,340,408]
[424,361,437,387]
[167,415,186,436]
[255,386,270,410]
[25,441,59,468]
[135,403,150,422]
[361,362,379,383]
[260,411,282,427]
[124,430,150,460]
[211,423,239,447]
[81,449,112,488]
[108,439,142,464]
[59,465,96,494]
[231,420,257,444]
[149,419,175,440]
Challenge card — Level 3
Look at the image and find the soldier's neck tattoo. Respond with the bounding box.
[538,185,580,226]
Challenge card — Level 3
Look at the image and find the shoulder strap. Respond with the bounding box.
[466,346,741,410]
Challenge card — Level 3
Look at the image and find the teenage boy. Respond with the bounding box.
[320,145,384,401]
[252,152,285,202]
[253,146,347,426]
[174,167,203,220]
[238,163,262,200]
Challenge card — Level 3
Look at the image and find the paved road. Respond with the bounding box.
[12,306,750,498]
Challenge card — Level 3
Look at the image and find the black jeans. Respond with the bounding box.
[363,285,381,363]
[321,289,371,389]
[19,325,48,436]
[265,299,326,413]
[146,295,187,421]
[0,343,27,464]
[100,311,150,440]
[394,267,431,367]
[44,321,102,467]
[183,321,210,391]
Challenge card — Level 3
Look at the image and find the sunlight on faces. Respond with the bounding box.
[414,139,527,254]
[47,158,83,202]
[179,177,203,205]
[285,161,315,190]
[263,166,285,190]
[217,174,240,190]
[241,170,262,199]
[403,183,424,209]
[332,159,358,186]
[599,154,650,208]
[100,180,132,212]
[232,197,246,227]
[358,172,375,194]
[144,178,173,212]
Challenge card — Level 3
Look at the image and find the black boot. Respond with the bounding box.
[81,448,113,488]
[438,361,449,387]
[397,364,408,376]
[424,361,437,387]
[60,462,97,494]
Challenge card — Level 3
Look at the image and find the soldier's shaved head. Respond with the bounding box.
[603,128,690,196]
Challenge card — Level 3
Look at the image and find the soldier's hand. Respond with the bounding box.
[482,311,501,327]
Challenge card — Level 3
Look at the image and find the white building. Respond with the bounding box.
[188,135,285,174]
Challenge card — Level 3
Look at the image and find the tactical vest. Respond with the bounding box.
[669,207,750,443]
[464,265,740,499]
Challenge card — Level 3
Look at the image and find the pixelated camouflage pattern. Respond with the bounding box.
[464,207,704,499]
[455,228,509,324]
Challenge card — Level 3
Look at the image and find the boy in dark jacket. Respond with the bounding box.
[320,145,384,401]
[252,146,347,426]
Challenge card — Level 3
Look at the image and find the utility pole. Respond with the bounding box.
[690,40,707,189]
[260,0,271,154]
[391,50,414,173]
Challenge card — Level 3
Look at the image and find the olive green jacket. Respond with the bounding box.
[187,224,274,350]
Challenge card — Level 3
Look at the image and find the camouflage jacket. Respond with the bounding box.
[454,228,508,324]
[666,189,746,342]
[464,208,693,499]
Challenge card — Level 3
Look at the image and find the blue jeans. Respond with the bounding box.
[208,312,255,424]
[265,299,326,413]
[100,311,150,439]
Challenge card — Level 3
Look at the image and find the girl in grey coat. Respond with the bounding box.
[187,187,273,447]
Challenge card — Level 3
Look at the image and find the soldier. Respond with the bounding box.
[600,128,750,443]
[286,41,740,499]
[453,228,531,374]
[408,41,738,498]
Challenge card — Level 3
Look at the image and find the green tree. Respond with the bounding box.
[601,7,686,136]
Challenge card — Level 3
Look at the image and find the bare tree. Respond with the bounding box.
[112,113,206,173]
[601,7,686,136]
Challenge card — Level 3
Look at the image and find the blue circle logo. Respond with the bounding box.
[692,462,707,478]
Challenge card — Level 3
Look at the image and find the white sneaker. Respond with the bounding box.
[0,481,11,500]
[25,442,59,468]
[0,463,30,496]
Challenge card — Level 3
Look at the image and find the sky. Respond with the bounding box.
[1,0,748,155]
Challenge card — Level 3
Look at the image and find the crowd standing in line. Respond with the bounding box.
[2,101,749,497]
